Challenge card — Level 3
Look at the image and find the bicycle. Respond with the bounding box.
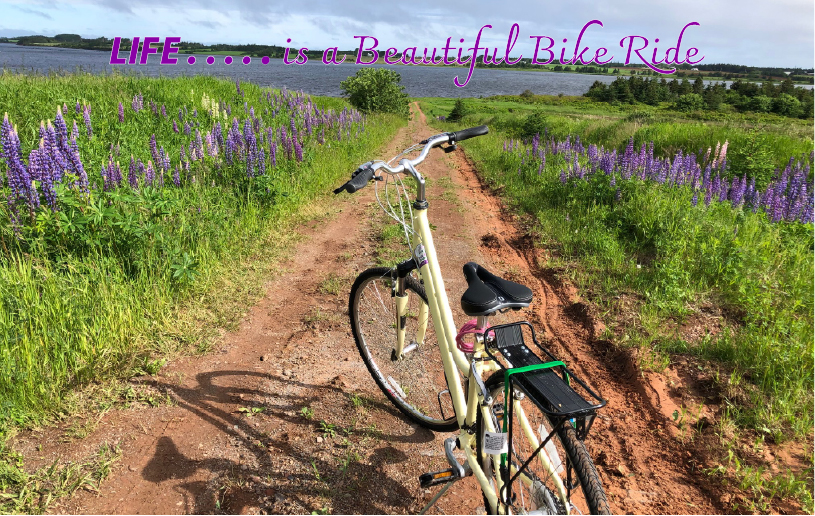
[334,126,610,515]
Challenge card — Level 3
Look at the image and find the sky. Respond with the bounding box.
[0,0,813,68]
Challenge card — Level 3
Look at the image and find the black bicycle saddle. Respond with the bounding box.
[460,262,533,316]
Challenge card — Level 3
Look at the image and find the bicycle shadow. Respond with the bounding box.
[136,369,439,514]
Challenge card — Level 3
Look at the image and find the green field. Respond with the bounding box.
[0,73,402,438]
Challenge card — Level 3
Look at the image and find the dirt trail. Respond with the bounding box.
[19,103,728,515]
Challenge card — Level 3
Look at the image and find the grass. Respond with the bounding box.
[0,72,402,433]
[318,272,349,296]
[0,441,120,514]
[706,447,814,513]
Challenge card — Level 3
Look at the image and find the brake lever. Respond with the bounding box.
[443,143,457,153]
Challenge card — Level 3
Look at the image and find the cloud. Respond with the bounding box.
[13,6,53,20]
[193,19,222,30]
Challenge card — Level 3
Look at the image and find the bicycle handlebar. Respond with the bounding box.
[448,125,489,143]
[333,126,489,195]
[333,162,375,194]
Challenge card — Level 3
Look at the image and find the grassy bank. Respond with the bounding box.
[425,95,813,510]
[421,96,814,438]
[0,72,402,437]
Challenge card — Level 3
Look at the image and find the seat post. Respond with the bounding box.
[476,315,489,331]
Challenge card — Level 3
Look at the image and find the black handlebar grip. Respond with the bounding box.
[334,166,375,194]
[449,125,489,142]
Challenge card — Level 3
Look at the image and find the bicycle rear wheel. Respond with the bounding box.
[350,267,457,432]
[476,373,610,515]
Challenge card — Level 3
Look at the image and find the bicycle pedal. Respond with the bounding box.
[419,468,460,488]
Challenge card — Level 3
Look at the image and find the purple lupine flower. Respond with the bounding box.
[270,140,277,167]
[214,122,225,152]
[178,108,184,122]
[23,147,42,213]
[771,187,785,222]
[151,101,157,115]
[161,104,167,118]
[258,146,266,176]
[243,118,258,177]
[691,191,699,206]
[225,132,235,165]
[150,134,161,166]
[294,138,303,162]
[173,120,179,133]
[172,165,181,187]
[118,102,124,123]
[195,129,204,158]
[161,147,170,173]
[113,160,123,188]
[128,156,138,189]
[145,160,155,186]
[137,159,146,186]
[101,163,109,192]
[68,148,89,194]
[183,122,191,135]
[83,107,92,139]
[75,101,81,114]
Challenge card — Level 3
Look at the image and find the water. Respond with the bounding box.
[1,43,811,97]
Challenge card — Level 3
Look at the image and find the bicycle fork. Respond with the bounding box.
[392,274,429,360]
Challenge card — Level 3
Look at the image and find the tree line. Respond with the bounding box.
[585,76,814,119]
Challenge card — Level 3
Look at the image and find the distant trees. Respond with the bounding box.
[585,76,813,118]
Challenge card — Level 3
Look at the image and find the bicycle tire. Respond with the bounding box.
[476,373,610,515]
[350,267,458,432]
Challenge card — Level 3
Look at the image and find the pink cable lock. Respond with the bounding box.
[455,318,491,353]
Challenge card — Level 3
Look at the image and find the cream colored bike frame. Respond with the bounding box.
[409,206,569,514]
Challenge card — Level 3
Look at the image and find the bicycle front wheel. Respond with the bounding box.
[350,267,457,432]
[476,373,610,515]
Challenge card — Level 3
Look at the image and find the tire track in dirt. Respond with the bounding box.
[16,102,723,515]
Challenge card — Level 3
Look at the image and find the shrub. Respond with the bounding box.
[674,93,705,112]
[773,93,802,117]
[447,99,468,122]
[521,111,548,138]
[748,95,773,113]
[340,68,409,117]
